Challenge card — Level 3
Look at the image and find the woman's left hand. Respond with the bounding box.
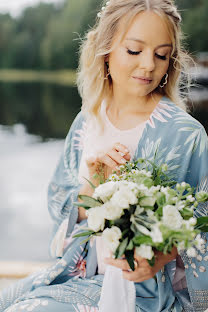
[104,246,178,283]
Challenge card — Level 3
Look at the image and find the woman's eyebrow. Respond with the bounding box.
[125,38,172,48]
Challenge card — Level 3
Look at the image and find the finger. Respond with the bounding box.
[134,250,149,264]
[122,269,152,283]
[113,143,130,155]
[96,152,118,169]
[104,258,131,271]
[106,149,127,166]
[123,153,131,161]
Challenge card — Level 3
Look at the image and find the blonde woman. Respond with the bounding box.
[1,0,208,311]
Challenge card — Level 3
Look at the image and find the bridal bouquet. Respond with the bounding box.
[74,158,208,270]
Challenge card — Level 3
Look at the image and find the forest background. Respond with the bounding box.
[0,0,207,71]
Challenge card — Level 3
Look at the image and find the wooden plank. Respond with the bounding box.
[0,261,54,279]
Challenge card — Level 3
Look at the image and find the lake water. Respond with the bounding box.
[0,82,207,262]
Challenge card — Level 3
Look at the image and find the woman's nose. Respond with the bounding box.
[139,51,155,72]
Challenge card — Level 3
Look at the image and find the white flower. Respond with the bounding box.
[186,195,195,203]
[103,200,124,220]
[139,196,156,207]
[176,200,185,211]
[137,184,148,193]
[189,217,197,226]
[187,247,197,257]
[110,190,130,209]
[162,205,183,230]
[150,224,163,243]
[138,169,152,177]
[135,245,154,260]
[86,207,105,232]
[177,241,185,252]
[102,226,122,253]
[93,181,118,202]
[110,182,138,208]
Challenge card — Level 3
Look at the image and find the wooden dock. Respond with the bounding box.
[0,261,53,290]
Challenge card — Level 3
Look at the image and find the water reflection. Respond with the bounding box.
[0,82,207,139]
[0,82,81,140]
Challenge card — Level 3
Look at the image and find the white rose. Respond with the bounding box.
[150,224,163,243]
[118,181,139,204]
[102,226,122,253]
[110,190,130,209]
[110,184,138,209]
[86,207,105,232]
[103,200,124,220]
[162,205,183,230]
[93,181,118,202]
[135,244,154,260]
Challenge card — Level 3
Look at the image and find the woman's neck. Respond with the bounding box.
[106,90,162,119]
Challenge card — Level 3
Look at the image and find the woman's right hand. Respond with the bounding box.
[77,142,131,222]
[86,142,131,186]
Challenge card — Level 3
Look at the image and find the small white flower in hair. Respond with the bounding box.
[97,1,110,18]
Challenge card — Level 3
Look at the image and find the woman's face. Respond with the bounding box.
[108,10,173,97]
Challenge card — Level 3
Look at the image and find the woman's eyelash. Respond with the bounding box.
[127,49,167,60]
[127,49,141,55]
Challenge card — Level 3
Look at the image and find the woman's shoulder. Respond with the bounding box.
[162,96,207,134]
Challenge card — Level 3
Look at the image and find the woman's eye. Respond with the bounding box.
[127,49,141,55]
[156,53,167,60]
[127,49,167,60]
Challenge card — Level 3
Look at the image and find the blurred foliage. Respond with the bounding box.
[0,0,207,70]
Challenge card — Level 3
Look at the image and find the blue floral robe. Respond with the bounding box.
[0,96,208,312]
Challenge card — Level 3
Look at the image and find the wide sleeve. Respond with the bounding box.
[184,125,208,217]
[179,125,208,311]
[47,112,84,259]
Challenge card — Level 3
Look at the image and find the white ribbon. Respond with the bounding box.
[98,265,136,312]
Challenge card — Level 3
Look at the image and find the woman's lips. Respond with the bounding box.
[132,76,153,84]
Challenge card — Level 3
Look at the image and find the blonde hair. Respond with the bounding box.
[77,0,194,129]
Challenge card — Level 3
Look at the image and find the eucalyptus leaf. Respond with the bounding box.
[73,202,91,209]
[125,250,135,271]
[148,256,155,267]
[126,239,134,250]
[195,216,208,226]
[78,195,102,208]
[82,177,96,189]
[73,230,94,238]
[133,235,153,245]
[117,237,129,259]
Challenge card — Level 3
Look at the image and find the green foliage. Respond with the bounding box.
[176,0,208,53]
[0,0,207,69]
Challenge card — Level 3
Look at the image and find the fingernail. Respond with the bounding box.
[119,152,125,157]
